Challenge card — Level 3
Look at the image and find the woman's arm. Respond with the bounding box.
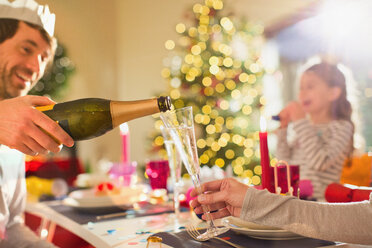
[241,187,372,245]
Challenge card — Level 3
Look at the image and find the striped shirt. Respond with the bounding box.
[275,119,354,199]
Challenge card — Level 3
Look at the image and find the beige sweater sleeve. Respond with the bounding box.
[240,187,372,245]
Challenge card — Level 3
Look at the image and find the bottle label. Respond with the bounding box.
[36,104,55,112]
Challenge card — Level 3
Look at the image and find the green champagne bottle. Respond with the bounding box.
[36,96,171,141]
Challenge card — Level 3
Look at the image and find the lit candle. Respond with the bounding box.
[259,116,273,192]
[119,123,130,163]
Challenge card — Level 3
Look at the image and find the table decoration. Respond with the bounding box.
[259,116,274,192]
[109,161,137,187]
[62,184,147,213]
[146,160,170,190]
[107,123,138,187]
[325,183,372,202]
[120,123,130,163]
[272,160,299,196]
[146,236,163,248]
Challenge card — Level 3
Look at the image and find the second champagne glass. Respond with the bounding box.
[160,125,183,221]
[160,106,229,240]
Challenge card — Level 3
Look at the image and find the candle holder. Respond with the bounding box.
[109,161,137,187]
[146,160,170,190]
[273,160,300,197]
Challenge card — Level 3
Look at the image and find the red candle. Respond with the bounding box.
[120,123,130,163]
[259,116,273,192]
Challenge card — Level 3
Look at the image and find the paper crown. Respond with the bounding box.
[0,0,55,37]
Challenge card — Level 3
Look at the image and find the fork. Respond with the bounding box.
[186,224,244,248]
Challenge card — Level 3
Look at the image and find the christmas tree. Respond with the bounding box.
[29,43,75,100]
[151,0,270,185]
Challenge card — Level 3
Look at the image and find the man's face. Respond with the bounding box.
[0,21,52,99]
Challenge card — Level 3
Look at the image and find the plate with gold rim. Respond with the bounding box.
[222,217,304,240]
[63,185,147,212]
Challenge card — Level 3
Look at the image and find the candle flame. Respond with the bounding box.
[119,122,129,134]
[260,116,267,132]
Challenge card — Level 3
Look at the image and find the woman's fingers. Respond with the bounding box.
[192,202,226,214]
[197,189,228,205]
[190,178,236,198]
[190,180,225,198]
[201,208,231,221]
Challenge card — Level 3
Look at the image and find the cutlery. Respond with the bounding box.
[186,224,244,248]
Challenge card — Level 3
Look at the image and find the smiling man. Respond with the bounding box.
[0,21,52,98]
[0,1,73,155]
[0,0,74,247]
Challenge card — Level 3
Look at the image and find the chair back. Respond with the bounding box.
[340,153,372,186]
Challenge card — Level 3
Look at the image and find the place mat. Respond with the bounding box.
[151,230,335,248]
[48,202,176,225]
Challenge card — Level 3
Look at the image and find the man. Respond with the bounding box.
[0,0,74,247]
[0,3,74,155]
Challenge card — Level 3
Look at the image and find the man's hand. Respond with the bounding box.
[190,178,249,220]
[0,96,74,155]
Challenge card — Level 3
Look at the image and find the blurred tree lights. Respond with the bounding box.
[150,0,275,185]
[29,43,75,100]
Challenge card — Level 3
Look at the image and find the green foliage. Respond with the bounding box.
[29,42,75,100]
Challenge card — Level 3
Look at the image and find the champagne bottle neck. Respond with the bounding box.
[110,98,160,127]
[157,96,171,112]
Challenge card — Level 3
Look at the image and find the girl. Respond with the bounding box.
[276,62,354,200]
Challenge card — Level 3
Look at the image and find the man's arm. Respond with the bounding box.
[0,95,74,155]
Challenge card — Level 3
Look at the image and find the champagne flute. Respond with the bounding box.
[160,126,183,221]
[160,106,229,240]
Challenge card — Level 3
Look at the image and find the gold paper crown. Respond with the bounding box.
[0,0,55,36]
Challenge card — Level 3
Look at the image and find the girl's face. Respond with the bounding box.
[298,71,339,115]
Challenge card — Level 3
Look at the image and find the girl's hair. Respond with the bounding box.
[305,62,352,122]
[305,62,355,154]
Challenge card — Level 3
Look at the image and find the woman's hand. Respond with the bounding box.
[0,96,74,155]
[190,178,249,220]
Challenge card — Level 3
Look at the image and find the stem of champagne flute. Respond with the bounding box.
[174,183,180,219]
[191,174,218,230]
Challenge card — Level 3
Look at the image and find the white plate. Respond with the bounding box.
[63,185,146,209]
[223,217,304,240]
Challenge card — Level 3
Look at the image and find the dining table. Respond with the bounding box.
[25,200,372,248]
